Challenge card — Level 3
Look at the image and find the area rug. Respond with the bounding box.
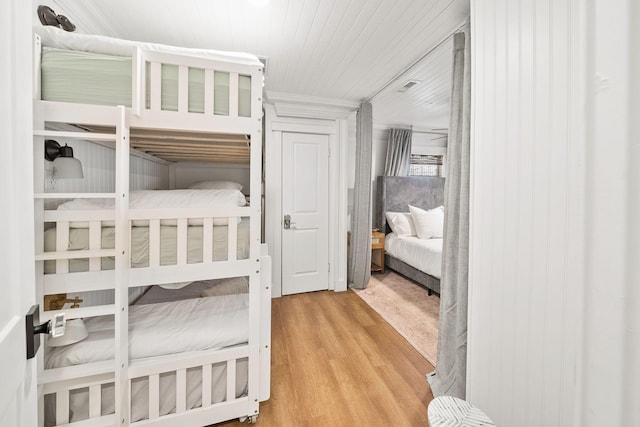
[353,271,440,366]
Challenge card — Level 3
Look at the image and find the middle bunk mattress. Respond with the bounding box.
[43,188,251,274]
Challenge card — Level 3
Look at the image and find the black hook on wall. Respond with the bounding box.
[37,5,76,32]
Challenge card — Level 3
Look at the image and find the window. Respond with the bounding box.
[409,154,444,176]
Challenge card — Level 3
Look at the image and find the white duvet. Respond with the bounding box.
[57,189,246,227]
[45,295,249,425]
[46,295,249,368]
[384,233,443,279]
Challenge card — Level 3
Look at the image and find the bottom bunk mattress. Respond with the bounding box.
[384,232,443,279]
[45,294,250,425]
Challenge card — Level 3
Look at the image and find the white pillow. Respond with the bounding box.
[188,180,243,191]
[408,205,444,239]
[385,212,416,237]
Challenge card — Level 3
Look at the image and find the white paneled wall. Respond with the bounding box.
[45,140,169,197]
[468,1,583,426]
[44,140,169,305]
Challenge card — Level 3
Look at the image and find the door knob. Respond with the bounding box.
[283,215,296,229]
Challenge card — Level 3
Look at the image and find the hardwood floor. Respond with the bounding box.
[215,290,434,427]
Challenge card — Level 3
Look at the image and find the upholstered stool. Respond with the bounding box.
[427,396,495,426]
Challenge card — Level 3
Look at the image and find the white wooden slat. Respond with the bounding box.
[149,219,160,267]
[202,364,212,408]
[56,221,70,274]
[132,47,144,116]
[176,369,187,413]
[227,217,238,261]
[259,251,272,401]
[128,206,248,221]
[56,390,70,425]
[128,260,251,287]
[177,218,188,265]
[89,385,102,418]
[202,218,213,263]
[41,374,114,395]
[141,50,253,74]
[204,69,215,115]
[33,130,116,141]
[178,65,189,113]
[114,106,131,427]
[229,72,239,117]
[128,345,248,379]
[44,209,115,222]
[39,100,121,126]
[89,221,102,271]
[149,374,160,419]
[40,361,114,387]
[35,249,116,261]
[150,62,162,111]
[41,304,116,322]
[226,359,236,402]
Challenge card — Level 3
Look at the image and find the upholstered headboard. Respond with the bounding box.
[375,176,446,232]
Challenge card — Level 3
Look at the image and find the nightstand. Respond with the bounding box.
[371,230,385,273]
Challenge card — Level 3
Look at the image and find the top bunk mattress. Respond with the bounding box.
[36,26,261,115]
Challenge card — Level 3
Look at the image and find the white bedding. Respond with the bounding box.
[45,295,249,425]
[46,295,249,368]
[384,232,443,279]
[35,25,262,67]
[57,189,246,227]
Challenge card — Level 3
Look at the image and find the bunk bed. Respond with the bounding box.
[375,176,445,295]
[33,25,270,426]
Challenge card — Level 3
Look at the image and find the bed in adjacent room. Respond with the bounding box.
[375,176,445,295]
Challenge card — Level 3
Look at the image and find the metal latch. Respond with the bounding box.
[284,214,291,229]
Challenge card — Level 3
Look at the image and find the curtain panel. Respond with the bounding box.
[384,128,412,176]
[348,102,373,290]
[427,24,471,399]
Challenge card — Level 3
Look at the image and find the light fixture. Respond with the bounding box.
[45,139,84,179]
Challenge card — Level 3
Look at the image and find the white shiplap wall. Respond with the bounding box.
[467,0,583,426]
[44,140,169,305]
[45,140,169,196]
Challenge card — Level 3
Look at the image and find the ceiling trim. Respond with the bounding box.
[266,91,360,120]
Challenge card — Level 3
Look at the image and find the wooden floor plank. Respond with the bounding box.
[215,290,434,427]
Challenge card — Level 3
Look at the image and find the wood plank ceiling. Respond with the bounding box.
[51,0,470,131]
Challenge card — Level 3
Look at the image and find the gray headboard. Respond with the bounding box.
[375,176,445,231]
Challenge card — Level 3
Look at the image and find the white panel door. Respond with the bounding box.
[0,1,36,426]
[281,132,329,295]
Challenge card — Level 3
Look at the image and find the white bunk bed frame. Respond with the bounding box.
[32,34,270,426]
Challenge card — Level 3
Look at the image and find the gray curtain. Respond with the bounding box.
[348,102,373,290]
[427,24,471,398]
[384,128,412,176]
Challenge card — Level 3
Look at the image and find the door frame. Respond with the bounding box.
[0,1,37,426]
[264,102,351,297]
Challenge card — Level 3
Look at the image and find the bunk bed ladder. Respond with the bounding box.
[114,106,131,426]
